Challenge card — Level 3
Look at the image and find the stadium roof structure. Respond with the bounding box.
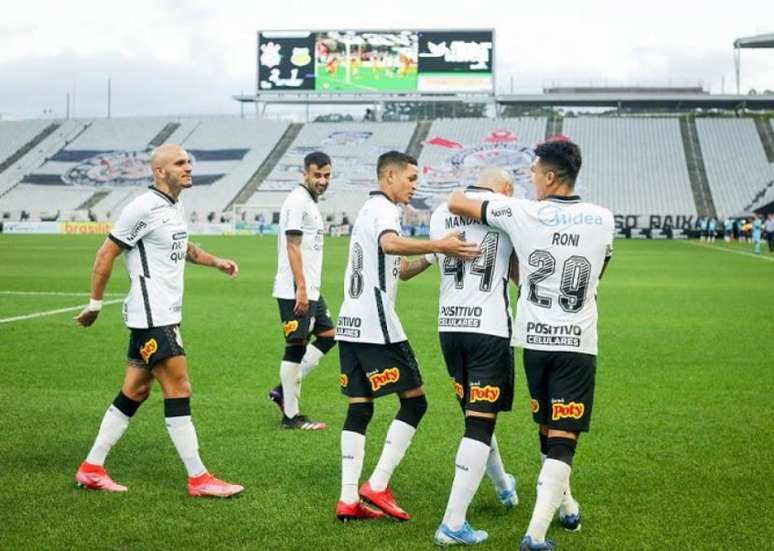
[495,93,774,111]
[234,92,774,112]
[734,33,774,94]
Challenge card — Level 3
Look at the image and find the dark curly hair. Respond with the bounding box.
[534,140,582,186]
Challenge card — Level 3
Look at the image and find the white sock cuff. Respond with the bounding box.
[390,418,417,439]
[540,458,572,484]
[164,415,192,427]
[303,345,324,365]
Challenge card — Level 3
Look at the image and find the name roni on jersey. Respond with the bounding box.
[439,305,483,328]
[525,322,582,348]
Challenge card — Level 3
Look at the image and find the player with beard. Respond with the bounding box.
[268,152,335,430]
[74,144,243,497]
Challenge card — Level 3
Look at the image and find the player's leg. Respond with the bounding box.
[435,411,494,545]
[270,299,307,417]
[151,326,243,497]
[336,342,383,520]
[522,351,595,549]
[76,357,153,492]
[361,341,426,520]
[299,297,337,379]
[436,334,514,544]
[536,426,579,530]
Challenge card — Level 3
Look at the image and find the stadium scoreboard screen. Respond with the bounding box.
[257,30,494,94]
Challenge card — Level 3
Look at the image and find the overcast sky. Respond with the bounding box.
[1,0,771,119]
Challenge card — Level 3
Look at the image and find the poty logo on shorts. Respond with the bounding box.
[283,320,299,337]
[140,338,158,364]
[453,381,464,399]
[551,401,584,421]
[529,398,540,413]
[470,385,500,403]
[368,367,400,392]
[339,374,348,388]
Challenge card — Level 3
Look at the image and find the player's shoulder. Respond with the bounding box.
[579,200,614,225]
[367,191,399,214]
[283,185,312,207]
[122,189,165,218]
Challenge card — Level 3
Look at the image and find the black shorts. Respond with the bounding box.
[339,340,423,399]
[440,332,514,414]
[127,324,185,368]
[277,296,335,343]
[522,348,596,432]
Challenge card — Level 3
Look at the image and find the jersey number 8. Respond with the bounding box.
[348,243,364,298]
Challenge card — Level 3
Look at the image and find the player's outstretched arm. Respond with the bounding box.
[380,231,480,260]
[448,190,485,222]
[186,242,239,279]
[399,256,432,281]
[74,238,123,327]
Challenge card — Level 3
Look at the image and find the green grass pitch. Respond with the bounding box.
[0,235,772,549]
[315,64,418,93]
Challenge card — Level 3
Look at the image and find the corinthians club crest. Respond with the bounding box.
[61,149,196,188]
[418,130,536,207]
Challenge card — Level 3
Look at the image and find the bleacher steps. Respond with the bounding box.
[76,190,112,211]
[225,123,304,210]
[753,117,774,163]
[406,121,432,159]
[679,116,716,218]
[0,123,60,174]
[545,117,563,140]
[148,123,181,147]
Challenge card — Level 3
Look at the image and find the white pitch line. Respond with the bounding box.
[0,291,123,297]
[684,240,774,262]
[0,299,123,325]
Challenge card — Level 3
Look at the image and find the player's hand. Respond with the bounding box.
[74,307,100,327]
[294,287,309,316]
[216,258,239,278]
[438,231,480,261]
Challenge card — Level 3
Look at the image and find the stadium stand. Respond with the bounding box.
[157,118,288,218]
[0,120,52,168]
[0,118,288,221]
[563,118,697,217]
[256,122,415,193]
[414,117,546,208]
[0,120,90,209]
[696,118,774,218]
[3,115,774,224]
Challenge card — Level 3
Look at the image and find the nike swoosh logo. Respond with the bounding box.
[162,218,170,223]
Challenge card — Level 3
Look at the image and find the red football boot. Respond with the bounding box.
[359,482,410,521]
[75,462,127,492]
[187,472,244,498]
[335,500,385,522]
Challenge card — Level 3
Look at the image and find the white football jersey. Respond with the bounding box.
[427,187,514,339]
[273,185,325,301]
[109,187,188,329]
[482,195,614,355]
[336,192,406,344]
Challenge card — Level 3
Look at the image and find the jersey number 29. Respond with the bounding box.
[527,250,591,313]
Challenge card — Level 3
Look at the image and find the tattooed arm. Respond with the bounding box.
[186,242,239,278]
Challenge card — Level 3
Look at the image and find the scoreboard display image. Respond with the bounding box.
[258,29,494,94]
